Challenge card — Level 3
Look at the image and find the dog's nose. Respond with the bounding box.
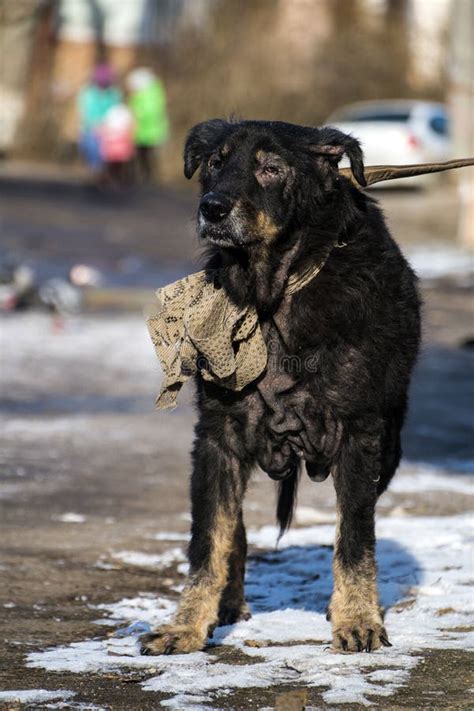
[200,192,233,223]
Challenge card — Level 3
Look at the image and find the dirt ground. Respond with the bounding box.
[0,170,472,709]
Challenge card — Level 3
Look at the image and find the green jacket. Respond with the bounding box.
[128,80,169,147]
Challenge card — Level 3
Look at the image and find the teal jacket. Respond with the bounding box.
[128,80,169,147]
[78,85,122,132]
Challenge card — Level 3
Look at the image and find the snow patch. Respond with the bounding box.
[28,510,474,708]
[0,689,75,704]
[294,506,336,525]
[406,243,474,281]
[94,594,176,627]
[111,548,187,569]
[391,464,473,494]
[153,531,191,542]
[4,418,89,437]
[45,704,106,710]
[53,512,87,523]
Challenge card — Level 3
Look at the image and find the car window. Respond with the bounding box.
[429,115,449,136]
[332,110,410,123]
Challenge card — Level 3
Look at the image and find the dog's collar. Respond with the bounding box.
[286,244,335,295]
[146,251,332,409]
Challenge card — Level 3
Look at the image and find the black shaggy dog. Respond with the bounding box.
[141,119,421,656]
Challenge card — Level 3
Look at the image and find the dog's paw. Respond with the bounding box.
[140,625,206,656]
[332,620,392,653]
[218,601,252,627]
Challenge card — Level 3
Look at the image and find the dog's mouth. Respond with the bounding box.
[198,212,257,249]
[204,230,240,248]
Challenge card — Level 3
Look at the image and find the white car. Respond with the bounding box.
[326,100,451,187]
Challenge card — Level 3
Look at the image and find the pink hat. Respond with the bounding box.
[92,63,115,89]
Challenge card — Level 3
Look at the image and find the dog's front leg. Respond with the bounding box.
[218,510,251,625]
[328,420,391,652]
[140,432,249,655]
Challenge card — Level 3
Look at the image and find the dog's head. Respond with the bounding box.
[183,119,366,250]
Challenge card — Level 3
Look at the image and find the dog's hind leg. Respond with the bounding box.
[140,431,250,656]
[328,417,391,653]
[217,510,251,626]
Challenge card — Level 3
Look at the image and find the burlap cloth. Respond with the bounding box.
[146,262,326,409]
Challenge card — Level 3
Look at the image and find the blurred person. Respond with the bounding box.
[97,104,135,188]
[77,63,122,177]
[127,67,170,183]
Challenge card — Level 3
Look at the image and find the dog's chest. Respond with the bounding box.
[250,313,325,479]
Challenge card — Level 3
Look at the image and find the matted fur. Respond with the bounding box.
[141,119,421,656]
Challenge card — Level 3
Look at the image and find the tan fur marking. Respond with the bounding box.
[255,211,280,240]
[331,551,380,624]
[329,508,387,651]
[222,530,245,601]
[142,507,237,654]
[219,515,250,623]
[176,507,235,632]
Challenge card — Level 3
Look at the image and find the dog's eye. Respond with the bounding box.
[263,165,280,177]
[208,156,222,171]
[256,164,282,186]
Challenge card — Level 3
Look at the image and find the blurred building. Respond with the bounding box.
[409,0,453,87]
[272,0,453,95]
[4,0,467,187]
[364,0,453,86]
[449,0,474,248]
[0,2,41,152]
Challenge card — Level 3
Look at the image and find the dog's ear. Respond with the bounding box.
[310,129,366,188]
[183,119,231,179]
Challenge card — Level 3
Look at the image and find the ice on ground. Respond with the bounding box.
[53,512,87,524]
[44,704,106,710]
[115,620,152,638]
[94,594,176,627]
[153,532,191,542]
[28,638,183,674]
[294,506,336,525]
[0,689,75,704]
[111,548,187,569]
[391,463,473,494]
[4,418,90,438]
[159,694,216,710]
[1,313,160,393]
[28,506,474,708]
